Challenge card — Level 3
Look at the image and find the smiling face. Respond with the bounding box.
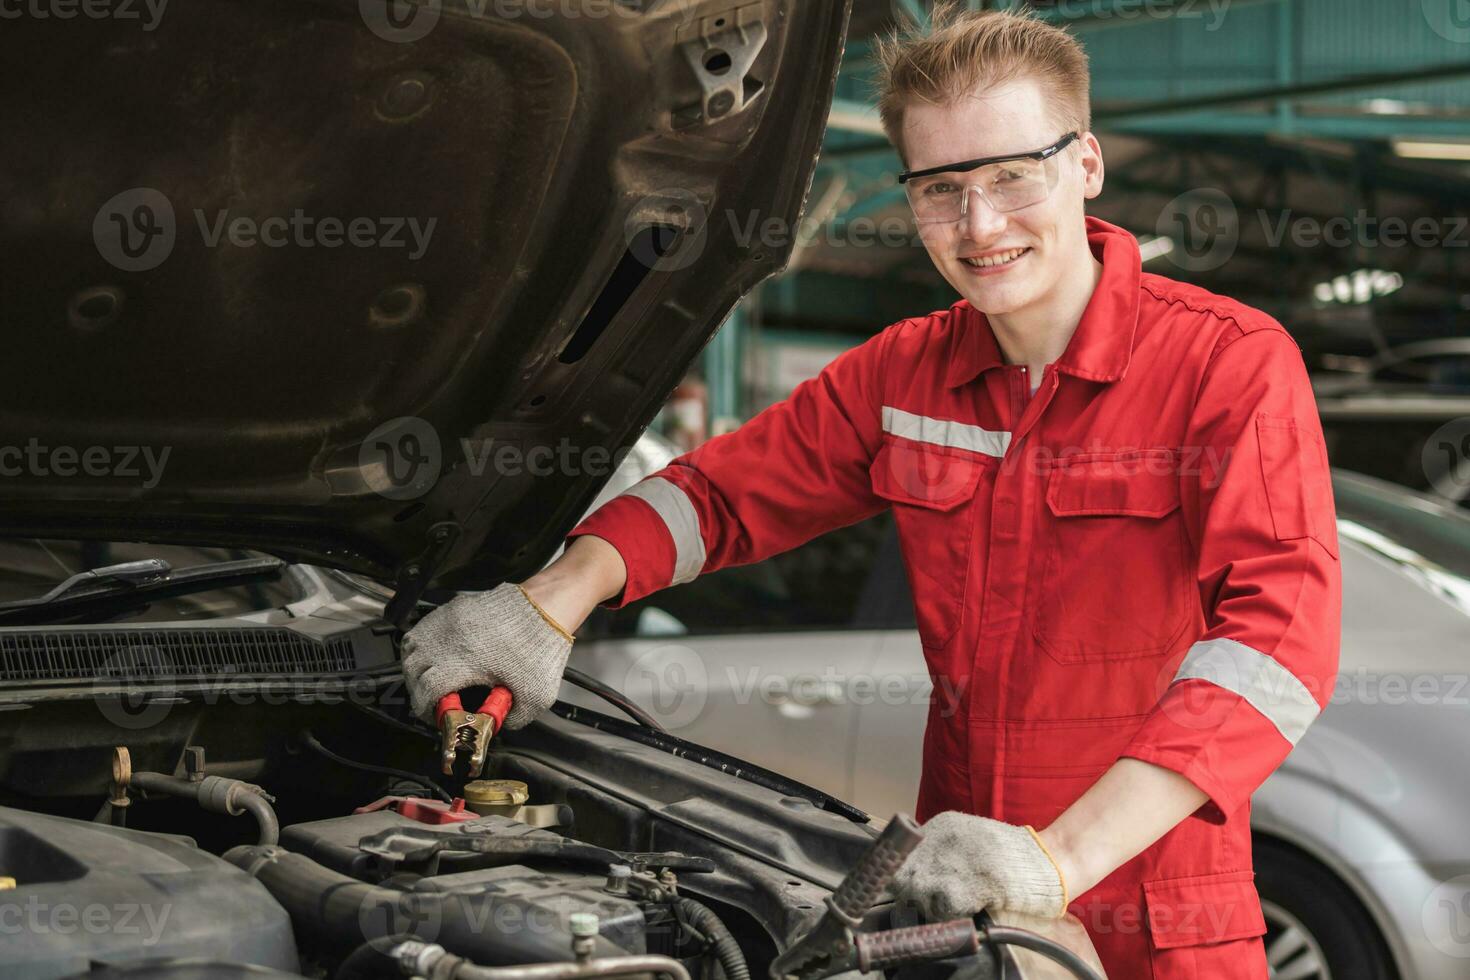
[901,76,1105,320]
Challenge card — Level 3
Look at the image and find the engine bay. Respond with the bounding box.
[0,685,1098,980]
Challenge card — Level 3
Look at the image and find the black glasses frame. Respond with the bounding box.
[897,132,1080,185]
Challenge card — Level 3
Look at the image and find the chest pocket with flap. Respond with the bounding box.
[1032,451,1193,663]
[870,436,995,650]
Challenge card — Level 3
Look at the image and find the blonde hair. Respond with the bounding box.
[874,5,1091,162]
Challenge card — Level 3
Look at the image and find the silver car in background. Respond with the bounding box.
[569,461,1470,980]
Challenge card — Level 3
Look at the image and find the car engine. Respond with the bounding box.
[0,689,1102,980]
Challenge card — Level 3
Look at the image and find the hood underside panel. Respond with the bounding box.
[0,0,852,594]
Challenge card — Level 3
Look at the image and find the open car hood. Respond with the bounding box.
[0,0,851,602]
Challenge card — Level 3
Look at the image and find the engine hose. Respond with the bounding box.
[982,926,1104,980]
[561,667,665,730]
[674,897,749,980]
[224,844,628,966]
[93,799,129,828]
[131,771,279,845]
[234,789,281,847]
[336,933,419,980]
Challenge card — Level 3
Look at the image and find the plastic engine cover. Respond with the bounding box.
[0,806,298,979]
[280,808,650,954]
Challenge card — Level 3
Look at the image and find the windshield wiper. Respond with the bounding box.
[0,556,287,623]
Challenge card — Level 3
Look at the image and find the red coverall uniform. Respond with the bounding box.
[568,218,1342,978]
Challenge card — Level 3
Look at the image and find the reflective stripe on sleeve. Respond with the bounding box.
[881,406,1010,458]
[1171,637,1320,745]
[624,477,707,586]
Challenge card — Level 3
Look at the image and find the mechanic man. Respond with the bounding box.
[403,7,1340,977]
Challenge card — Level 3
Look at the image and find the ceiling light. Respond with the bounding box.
[1393,138,1470,160]
[1363,99,1412,116]
[1313,269,1403,306]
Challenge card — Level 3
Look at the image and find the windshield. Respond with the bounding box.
[0,540,302,621]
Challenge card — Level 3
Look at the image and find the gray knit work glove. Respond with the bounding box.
[401,583,574,730]
[892,812,1068,921]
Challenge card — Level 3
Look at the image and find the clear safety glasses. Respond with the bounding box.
[898,132,1078,224]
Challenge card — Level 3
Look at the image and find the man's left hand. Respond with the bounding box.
[892,812,1068,921]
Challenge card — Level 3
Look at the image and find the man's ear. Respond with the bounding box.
[1079,131,1105,200]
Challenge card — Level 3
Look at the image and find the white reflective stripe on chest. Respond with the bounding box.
[881,406,1011,458]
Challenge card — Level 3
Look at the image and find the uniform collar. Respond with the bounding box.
[944,217,1142,388]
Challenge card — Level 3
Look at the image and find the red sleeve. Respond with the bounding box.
[1121,326,1342,820]
[568,327,894,607]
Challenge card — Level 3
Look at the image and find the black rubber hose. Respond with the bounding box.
[130,772,197,796]
[983,926,1104,980]
[300,729,452,803]
[93,799,128,828]
[225,845,627,965]
[131,771,279,846]
[674,897,749,980]
[562,666,665,731]
[336,933,418,980]
[235,789,280,846]
[547,703,867,824]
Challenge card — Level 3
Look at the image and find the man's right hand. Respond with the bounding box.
[399,536,628,729]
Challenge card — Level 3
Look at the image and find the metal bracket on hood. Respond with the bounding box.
[384,521,461,629]
[675,5,768,126]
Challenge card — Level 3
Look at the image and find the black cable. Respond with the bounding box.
[396,833,716,874]
[346,698,438,740]
[550,702,869,823]
[300,730,452,803]
[562,666,665,730]
[674,897,749,980]
[982,925,1104,980]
